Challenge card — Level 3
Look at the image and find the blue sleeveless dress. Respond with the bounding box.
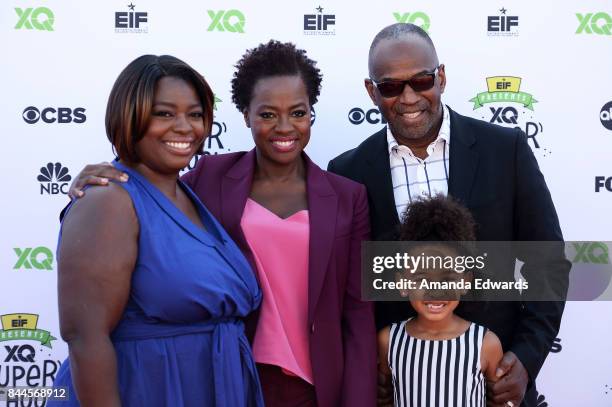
[49,162,263,407]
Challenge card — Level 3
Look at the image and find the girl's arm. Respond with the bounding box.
[58,183,138,406]
[481,329,504,383]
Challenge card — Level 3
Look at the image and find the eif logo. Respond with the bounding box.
[38,162,71,195]
[0,314,57,348]
[304,6,335,35]
[595,176,612,192]
[348,107,387,125]
[600,101,612,131]
[13,247,53,271]
[573,242,609,264]
[15,7,54,31]
[207,10,245,33]
[576,12,612,35]
[487,7,519,36]
[470,76,549,156]
[115,3,148,33]
[393,12,430,33]
[23,106,86,124]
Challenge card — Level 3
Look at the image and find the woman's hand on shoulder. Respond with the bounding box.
[68,162,129,199]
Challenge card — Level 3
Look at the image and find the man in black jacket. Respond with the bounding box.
[328,23,569,407]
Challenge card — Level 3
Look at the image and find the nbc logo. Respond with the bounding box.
[37,162,71,195]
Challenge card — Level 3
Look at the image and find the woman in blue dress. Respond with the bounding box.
[48,55,263,407]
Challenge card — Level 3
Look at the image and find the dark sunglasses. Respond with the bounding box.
[370,65,442,98]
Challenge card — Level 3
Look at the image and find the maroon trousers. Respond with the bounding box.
[257,363,317,407]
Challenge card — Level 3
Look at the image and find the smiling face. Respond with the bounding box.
[408,268,462,323]
[402,244,467,323]
[134,76,205,174]
[366,36,446,145]
[244,75,311,167]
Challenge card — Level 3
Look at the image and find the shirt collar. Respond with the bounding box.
[387,103,451,155]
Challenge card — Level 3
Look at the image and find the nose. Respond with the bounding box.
[424,286,451,300]
[173,113,191,134]
[398,82,422,105]
[275,114,293,134]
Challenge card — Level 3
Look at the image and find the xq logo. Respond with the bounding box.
[15,7,54,31]
[348,108,387,125]
[14,247,54,271]
[573,242,609,264]
[490,106,518,124]
[207,10,245,33]
[4,344,36,363]
[576,12,612,35]
[23,106,86,124]
[393,12,430,32]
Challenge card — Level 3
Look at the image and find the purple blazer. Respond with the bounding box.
[182,149,376,407]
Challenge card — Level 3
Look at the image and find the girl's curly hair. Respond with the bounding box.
[399,194,476,241]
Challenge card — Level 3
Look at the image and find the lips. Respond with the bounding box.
[163,140,195,155]
[402,111,423,119]
[270,138,298,153]
[422,301,448,313]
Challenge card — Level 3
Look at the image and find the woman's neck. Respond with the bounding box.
[124,161,180,200]
[254,150,306,182]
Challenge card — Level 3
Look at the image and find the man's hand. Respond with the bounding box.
[377,371,393,407]
[69,162,128,199]
[487,351,529,407]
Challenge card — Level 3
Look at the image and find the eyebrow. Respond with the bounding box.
[153,101,202,109]
[259,102,308,110]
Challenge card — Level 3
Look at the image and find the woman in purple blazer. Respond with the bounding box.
[69,41,376,406]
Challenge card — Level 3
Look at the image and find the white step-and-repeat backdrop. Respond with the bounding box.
[1,1,612,405]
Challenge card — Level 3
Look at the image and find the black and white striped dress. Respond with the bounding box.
[388,319,487,407]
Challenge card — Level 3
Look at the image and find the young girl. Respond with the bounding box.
[378,195,503,407]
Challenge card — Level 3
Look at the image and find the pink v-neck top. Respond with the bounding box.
[240,198,313,384]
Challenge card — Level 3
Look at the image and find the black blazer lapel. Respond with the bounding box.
[447,107,479,207]
[364,127,400,239]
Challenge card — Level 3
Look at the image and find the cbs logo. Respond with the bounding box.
[347,107,387,125]
[23,106,86,124]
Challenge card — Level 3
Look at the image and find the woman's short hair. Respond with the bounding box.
[231,40,322,112]
[105,54,214,162]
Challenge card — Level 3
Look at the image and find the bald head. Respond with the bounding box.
[368,23,438,77]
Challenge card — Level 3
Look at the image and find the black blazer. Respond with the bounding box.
[328,106,570,405]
